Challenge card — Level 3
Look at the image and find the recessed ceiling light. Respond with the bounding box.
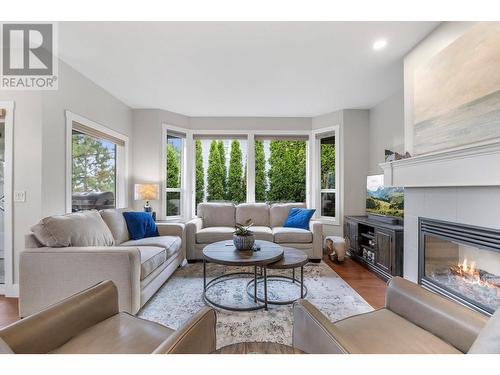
[373,39,387,51]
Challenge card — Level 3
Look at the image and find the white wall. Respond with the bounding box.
[0,92,43,288]
[342,110,370,218]
[131,109,190,212]
[41,61,134,217]
[190,117,311,131]
[368,89,404,174]
[0,60,134,286]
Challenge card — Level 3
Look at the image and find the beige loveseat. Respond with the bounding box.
[186,202,322,261]
[19,209,185,317]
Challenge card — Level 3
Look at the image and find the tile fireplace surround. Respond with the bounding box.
[404,186,500,285]
[380,140,500,315]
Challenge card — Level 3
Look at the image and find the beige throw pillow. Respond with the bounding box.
[31,210,115,247]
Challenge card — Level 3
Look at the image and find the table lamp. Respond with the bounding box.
[134,183,160,213]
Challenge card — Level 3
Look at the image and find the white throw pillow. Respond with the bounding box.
[31,210,115,247]
[468,307,500,354]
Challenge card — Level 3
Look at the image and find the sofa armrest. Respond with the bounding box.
[386,277,488,353]
[157,222,186,259]
[309,220,323,260]
[153,306,217,354]
[0,281,118,354]
[19,247,142,317]
[185,217,203,260]
[156,222,185,237]
[293,299,359,354]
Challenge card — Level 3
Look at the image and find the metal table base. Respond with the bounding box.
[203,259,270,311]
[246,266,307,305]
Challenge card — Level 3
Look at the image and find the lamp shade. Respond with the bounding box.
[134,184,160,201]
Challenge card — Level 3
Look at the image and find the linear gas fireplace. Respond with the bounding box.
[419,218,500,315]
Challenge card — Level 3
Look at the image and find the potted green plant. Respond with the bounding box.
[233,219,255,250]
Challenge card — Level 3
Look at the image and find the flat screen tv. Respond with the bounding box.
[366,175,404,218]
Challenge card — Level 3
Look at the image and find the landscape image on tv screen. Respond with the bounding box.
[366,175,404,218]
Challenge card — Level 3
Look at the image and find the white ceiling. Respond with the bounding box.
[58,22,439,117]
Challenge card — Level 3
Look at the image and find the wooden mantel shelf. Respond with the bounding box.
[379,139,500,188]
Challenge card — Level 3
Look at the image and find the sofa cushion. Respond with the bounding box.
[251,226,273,241]
[269,202,306,228]
[198,202,236,228]
[50,312,173,354]
[273,227,312,243]
[121,236,182,258]
[236,203,270,227]
[196,227,234,244]
[100,208,132,244]
[31,210,115,247]
[468,307,500,354]
[333,309,461,354]
[133,246,167,280]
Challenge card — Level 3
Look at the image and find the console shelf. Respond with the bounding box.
[344,215,404,281]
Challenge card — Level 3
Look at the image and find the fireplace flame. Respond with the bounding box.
[456,258,496,290]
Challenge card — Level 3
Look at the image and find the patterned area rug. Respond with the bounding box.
[138,261,373,348]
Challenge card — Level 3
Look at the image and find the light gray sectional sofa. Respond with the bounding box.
[186,202,322,261]
[20,209,185,317]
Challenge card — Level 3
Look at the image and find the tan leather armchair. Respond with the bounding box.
[0,281,216,354]
[293,277,488,354]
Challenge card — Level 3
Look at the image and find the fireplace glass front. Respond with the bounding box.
[420,219,500,315]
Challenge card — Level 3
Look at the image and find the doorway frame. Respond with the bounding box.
[0,101,14,296]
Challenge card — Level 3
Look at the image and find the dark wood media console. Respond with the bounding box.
[344,215,404,281]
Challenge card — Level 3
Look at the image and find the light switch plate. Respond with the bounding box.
[14,190,26,202]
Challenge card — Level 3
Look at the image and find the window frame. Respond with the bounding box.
[312,126,340,224]
[162,125,187,221]
[65,111,129,213]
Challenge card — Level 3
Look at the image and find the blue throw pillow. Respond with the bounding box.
[122,212,159,240]
[283,208,316,230]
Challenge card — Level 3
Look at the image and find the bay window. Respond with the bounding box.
[161,126,339,223]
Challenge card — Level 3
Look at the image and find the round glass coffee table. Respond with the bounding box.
[202,240,283,311]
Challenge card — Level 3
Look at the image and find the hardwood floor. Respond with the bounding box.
[0,255,386,329]
[0,295,19,328]
[323,254,387,309]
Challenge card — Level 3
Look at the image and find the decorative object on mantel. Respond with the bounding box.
[134,183,159,215]
[0,108,5,119]
[384,149,403,162]
[233,219,255,250]
[384,149,411,163]
[413,22,500,155]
